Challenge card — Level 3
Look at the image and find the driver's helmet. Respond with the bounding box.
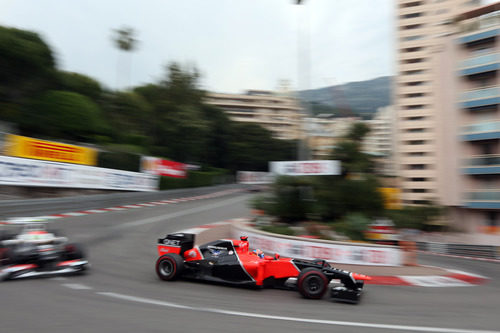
[209,248,221,256]
[253,249,264,259]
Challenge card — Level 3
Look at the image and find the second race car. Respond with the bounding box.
[0,218,88,280]
[155,232,371,303]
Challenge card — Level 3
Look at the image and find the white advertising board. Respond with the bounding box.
[270,160,340,176]
[236,171,274,184]
[231,228,402,266]
[0,155,158,191]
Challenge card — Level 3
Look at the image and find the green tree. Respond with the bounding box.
[57,71,103,102]
[101,90,153,145]
[0,26,57,121]
[21,90,106,142]
[331,122,374,176]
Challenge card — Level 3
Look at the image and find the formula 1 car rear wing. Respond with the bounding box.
[157,233,195,257]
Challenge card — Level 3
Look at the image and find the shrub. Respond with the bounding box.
[260,225,296,236]
[330,213,370,241]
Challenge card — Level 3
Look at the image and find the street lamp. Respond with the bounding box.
[294,0,311,160]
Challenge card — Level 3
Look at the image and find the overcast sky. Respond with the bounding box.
[2,0,396,93]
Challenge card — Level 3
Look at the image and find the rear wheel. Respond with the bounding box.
[156,254,184,281]
[297,268,328,299]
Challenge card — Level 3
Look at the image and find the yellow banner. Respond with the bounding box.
[378,187,402,210]
[3,134,97,166]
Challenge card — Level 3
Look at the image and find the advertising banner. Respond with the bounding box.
[0,156,158,191]
[231,228,402,266]
[236,171,274,184]
[3,134,97,166]
[141,156,187,178]
[270,160,340,176]
[378,187,402,210]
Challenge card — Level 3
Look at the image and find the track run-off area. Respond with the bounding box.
[1,186,499,333]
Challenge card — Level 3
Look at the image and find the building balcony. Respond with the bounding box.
[461,121,500,141]
[460,87,500,109]
[462,155,500,175]
[459,53,500,76]
[458,28,499,45]
[464,191,500,209]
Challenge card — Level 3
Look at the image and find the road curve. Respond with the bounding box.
[1,188,499,333]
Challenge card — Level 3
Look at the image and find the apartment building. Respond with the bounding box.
[306,115,360,159]
[205,90,303,141]
[434,2,500,235]
[363,106,398,176]
[396,0,480,205]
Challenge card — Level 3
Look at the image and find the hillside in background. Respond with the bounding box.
[298,76,393,119]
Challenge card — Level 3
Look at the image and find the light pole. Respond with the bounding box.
[294,0,311,160]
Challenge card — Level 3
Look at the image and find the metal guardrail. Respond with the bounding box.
[0,184,242,218]
[417,241,499,260]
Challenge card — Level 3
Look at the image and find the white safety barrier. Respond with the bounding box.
[0,155,158,191]
[179,219,403,266]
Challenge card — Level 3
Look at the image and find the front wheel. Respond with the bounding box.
[155,254,184,281]
[297,268,328,299]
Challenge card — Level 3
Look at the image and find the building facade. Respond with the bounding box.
[205,90,303,141]
[435,2,500,235]
[363,106,398,176]
[306,115,360,159]
[395,0,481,205]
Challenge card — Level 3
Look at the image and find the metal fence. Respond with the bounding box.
[417,241,499,260]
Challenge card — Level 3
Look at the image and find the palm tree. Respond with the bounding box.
[112,26,138,90]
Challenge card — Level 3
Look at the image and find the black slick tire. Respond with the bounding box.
[155,253,184,281]
[297,268,328,299]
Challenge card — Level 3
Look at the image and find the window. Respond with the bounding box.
[408,164,427,170]
[408,177,428,182]
[403,24,423,30]
[404,47,423,52]
[404,92,425,97]
[407,128,426,132]
[403,70,425,75]
[406,116,426,121]
[407,152,427,156]
[406,81,426,86]
[402,35,424,41]
[407,140,426,145]
[401,12,422,19]
[404,58,425,64]
[401,1,422,7]
[406,104,426,110]
[413,200,430,205]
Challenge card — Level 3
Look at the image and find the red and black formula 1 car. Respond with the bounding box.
[155,233,371,303]
[0,219,88,280]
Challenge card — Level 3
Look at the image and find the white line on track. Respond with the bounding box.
[97,292,500,333]
[113,195,249,229]
[62,283,92,290]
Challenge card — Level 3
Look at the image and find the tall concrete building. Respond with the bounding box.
[396,0,481,205]
[435,2,500,236]
[205,90,303,141]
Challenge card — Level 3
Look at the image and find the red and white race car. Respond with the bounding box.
[155,233,371,303]
[0,218,88,280]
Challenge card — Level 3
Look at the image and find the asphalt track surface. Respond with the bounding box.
[1,189,500,333]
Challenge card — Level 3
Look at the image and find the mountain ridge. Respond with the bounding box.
[298,76,393,118]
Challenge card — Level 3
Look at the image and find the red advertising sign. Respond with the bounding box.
[141,157,187,178]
